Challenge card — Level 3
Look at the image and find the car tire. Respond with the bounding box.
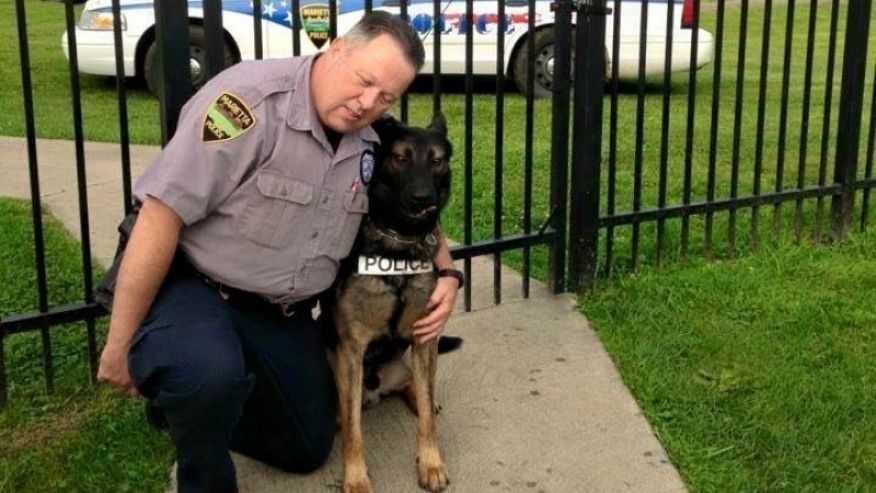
[143,25,236,97]
[512,27,575,99]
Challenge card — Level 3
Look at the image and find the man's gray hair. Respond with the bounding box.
[343,11,425,71]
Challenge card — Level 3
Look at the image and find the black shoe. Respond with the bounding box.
[145,400,169,430]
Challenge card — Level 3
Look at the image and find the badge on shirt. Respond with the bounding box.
[360,150,375,185]
[203,92,256,143]
[357,256,434,276]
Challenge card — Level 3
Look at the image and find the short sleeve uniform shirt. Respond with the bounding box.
[134,56,377,304]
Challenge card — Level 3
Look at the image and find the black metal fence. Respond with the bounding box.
[2,0,874,406]
[567,0,875,289]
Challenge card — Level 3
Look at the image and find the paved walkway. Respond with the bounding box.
[1,136,687,493]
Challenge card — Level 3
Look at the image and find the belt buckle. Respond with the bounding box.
[280,301,297,318]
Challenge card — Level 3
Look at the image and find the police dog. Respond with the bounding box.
[326,113,453,493]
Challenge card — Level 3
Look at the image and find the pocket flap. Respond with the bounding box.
[344,190,369,213]
[256,171,313,204]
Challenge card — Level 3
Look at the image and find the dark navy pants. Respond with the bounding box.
[127,269,337,493]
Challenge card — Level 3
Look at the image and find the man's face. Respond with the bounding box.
[311,34,417,133]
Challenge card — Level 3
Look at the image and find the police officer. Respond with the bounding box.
[96,12,461,493]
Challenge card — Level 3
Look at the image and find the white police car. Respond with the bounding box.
[62,0,714,98]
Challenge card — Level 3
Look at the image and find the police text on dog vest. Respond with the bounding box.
[357,256,434,275]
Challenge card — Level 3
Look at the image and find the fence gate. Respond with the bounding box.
[567,0,874,290]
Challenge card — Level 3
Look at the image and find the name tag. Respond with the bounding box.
[357,256,434,276]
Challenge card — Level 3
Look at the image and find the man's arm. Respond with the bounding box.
[97,197,183,395]
[412,233,459,344]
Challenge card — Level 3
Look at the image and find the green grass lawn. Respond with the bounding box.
[0,198,174,493]
[582,227,876,492]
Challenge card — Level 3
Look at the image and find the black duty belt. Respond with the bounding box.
[176,257,316,319]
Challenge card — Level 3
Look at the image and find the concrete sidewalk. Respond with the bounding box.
[1,136,687,493]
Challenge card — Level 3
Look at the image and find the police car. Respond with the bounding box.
[62,0,714,98]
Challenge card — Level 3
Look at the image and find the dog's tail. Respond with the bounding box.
[437,336,463,354]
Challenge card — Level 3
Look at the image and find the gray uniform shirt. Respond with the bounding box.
[134,56,377,304]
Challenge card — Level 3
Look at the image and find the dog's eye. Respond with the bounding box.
[431,158,444,167]
[393,154,408,165]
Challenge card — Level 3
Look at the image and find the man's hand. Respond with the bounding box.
[97,342,139,397]
[412,276,459,344]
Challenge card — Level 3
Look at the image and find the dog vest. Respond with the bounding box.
[357,256,434,275]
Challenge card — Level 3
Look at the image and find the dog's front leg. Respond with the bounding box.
[411,340,449,491]
[336,335,372,493]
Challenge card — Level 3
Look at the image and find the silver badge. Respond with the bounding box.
[360,150,375,185]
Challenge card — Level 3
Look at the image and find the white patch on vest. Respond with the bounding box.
[357,256,434,275]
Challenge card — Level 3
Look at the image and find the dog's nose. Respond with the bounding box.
[410,191,435,209]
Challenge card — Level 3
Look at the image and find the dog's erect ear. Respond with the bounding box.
[428,112,448,138]
[371,114,402,144]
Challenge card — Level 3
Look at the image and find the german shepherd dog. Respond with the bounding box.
[323,113,453,493]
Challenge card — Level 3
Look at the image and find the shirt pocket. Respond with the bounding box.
[330,189,369,258]
[238,170,314,249]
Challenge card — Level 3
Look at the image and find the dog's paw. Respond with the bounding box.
[417,460,449,492]
[343,477,374,493]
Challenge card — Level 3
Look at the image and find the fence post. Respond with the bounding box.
[830,0,872,239]
[569,0,608,291]
[549,0,574,293]
[154,0,193,144]
[203,1,225,82]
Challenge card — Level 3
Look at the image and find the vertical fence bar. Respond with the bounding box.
[750,0,772,249]
[15,0,48,316]
[830,0,872,239]
[631,0,648,272]
[814,0,840,243]
[705,0,725,260]
[433,0,442,113]
[15,0,53,395]
[522,0,536,298]
[681,0,700,261]
[292,0,301,56]
[728,0,749,257]
[203,0,225,81]
[64,0,93,299]
[604,0,621,276]
[549,0,573,292]
[155,0,192,144]
[400,0,409,123]
[365,0,373,13]
[493,0,506,303]
[253,0,264,58]
[656,0,674,267]
[463,0,473,310]
[111,0,133,215]
[65,0,97,384]
[773,0,795,241]
[794,0,818,243]
[329,0,338,40]
[861,64,876,232]
[569,0,607,291]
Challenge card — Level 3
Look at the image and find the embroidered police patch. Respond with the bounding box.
[360,150,375,185]
[202,92,256,143]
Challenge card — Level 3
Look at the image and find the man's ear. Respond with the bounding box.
[326,37,347,57]
[428,112,447,139]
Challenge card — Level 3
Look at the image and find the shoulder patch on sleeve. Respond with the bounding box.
[203,92,257,143]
